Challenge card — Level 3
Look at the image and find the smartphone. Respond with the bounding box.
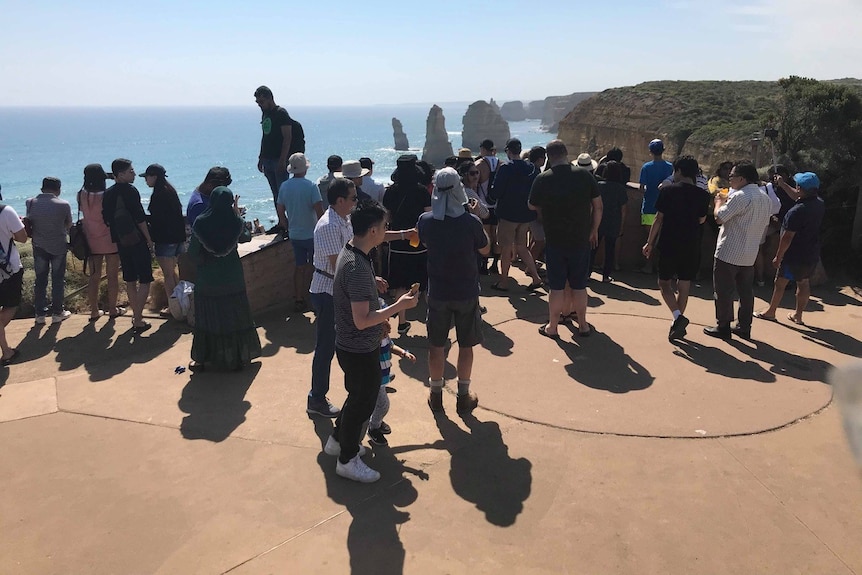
[409,282,420,296]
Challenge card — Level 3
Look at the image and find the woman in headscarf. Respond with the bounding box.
[79,164,125,320]
[187,186,261,372]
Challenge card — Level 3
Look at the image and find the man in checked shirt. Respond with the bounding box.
[306,177,418,418]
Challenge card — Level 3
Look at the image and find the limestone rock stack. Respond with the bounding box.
[461,100,510,152]
[421,105,454,168]
[392,117,410,151]
[500,101,527,122]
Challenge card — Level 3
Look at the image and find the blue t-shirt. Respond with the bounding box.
[417,211,487,301]
[782,195,825,265]
[277,176,323,241]
[639,160,673,215]
[186,188,209,227]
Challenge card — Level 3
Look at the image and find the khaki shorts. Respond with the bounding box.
[497,219,530,248]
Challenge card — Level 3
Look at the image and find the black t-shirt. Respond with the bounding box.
[782,195,825,265]
[148,187,187,244]
[102,183,147,244]
[382,182,431,253]
[417,212,488,301]
[654,182,710,254]
[528,164,599,250]
[596,180,629,237]
[259,106,292,160]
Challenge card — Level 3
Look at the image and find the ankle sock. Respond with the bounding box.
[429,378,444,391]
[457,379,470,396]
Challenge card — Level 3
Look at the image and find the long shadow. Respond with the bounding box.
[397,342,457,384]
[315,415,427,575]
[672,339,776,383]
[434,411,531,527]
[726,338,831,383]
[178,361,260,441]
[257,311,315,357]
[479,319,514,357]
[814,285,862,308]
[560,326,654,393]
[16,323,62,363]
[613,271,716,303]
[589,277,662,306]
[53,319,184,381]
[779,323,862,360]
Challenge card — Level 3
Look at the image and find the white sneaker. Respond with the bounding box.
[336,455,380,483]
[323,435,366,457]
[52,310,72,322]
[34,316,46,325]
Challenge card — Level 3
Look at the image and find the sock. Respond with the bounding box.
[457,379,471,396]
[672,310,681,320]
[429,378,444,392]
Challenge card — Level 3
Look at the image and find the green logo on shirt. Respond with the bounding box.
[262,117,272,135]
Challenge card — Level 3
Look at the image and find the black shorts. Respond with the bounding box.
[426,298,484,348]
[119,243,154,284]
[481,207,498,226]
[658,246,699,281]
[386,251,427,291]
[777,261,816,281]
[0,269,24,308]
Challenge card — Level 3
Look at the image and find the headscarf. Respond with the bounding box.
[431,167,468,220]
[192,186,244,257]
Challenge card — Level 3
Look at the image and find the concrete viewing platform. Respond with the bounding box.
[1,267,861,574]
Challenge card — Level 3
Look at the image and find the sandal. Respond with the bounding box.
[88,311,105,322]
[787,313,805,325]
[538,324,560,340]
[109,307,127,319]
[188,361,205,373]
[133,322,152,334]
[753,311,777,322]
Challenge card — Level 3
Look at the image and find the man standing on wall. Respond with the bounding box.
[255,86,293,215]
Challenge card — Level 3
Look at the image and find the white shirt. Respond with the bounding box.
[310,207,353,295]
[361,176,386,204]
[760,182,782,216]
[714,183,773,267]
[0,205,24,273]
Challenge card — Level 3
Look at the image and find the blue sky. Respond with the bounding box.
[1,0,858,106]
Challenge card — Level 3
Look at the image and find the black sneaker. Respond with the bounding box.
[397,322,411,335]
[307,397,340,418]
[669,315,690,340]
[378,421,392,434]
[703,325,731,340]
[731,324,751,339]
[367,427,389,446]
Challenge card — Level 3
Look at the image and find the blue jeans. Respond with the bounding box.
[34,246,66,316]
[260,158,288,207]
[309,291,335,399]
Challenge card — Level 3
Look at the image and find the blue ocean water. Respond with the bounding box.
[0,105,553,224]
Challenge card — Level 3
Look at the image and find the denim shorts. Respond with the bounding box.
[154,242,186,258]
[292,238,315,266]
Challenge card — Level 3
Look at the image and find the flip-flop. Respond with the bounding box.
[787,313,805,325]
[753,311,777,322]
[2,348,20,366]
[133,322,152,334]
[538,325,560,340]
[109,307,128,319]
[578,324,593,338]
[491,282,509,292]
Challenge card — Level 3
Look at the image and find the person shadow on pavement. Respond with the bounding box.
[178,362,260,442]
[434,410,532,527]
[313,417,425,575]
[560,326,654,393]
[53,320,116,372]
[672,339,776,382]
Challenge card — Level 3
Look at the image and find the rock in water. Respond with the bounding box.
[461,100,511,152]
[500,101,527,122]
[392,117,410,151]
[421,105,453,168]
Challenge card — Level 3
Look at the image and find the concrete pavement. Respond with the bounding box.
[1,269,860,574]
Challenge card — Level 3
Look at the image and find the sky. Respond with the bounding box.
[0,0,859,107]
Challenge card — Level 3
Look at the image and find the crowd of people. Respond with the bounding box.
[0,85,827,484]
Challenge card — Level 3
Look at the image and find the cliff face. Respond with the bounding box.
[500,101,527,122]
[392,117,409,151]
[461,100,510,152]
[557,81,778,173]
[541,92,597,131]
[421,105,454,168]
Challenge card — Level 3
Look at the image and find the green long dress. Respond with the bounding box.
[188,193,261,371]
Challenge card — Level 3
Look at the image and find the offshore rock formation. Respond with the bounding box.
[421,105,453,168]
[540,92,597,131]
[500,101,527,122]
[461,100,510,152]
[525,100,545,119]
[392,117,409,151]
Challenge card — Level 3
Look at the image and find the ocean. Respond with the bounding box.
[0,105,554,226]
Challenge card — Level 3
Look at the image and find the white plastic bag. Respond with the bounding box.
[168,280,195,321]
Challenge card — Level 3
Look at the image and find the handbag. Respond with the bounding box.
[69,197,90,263]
